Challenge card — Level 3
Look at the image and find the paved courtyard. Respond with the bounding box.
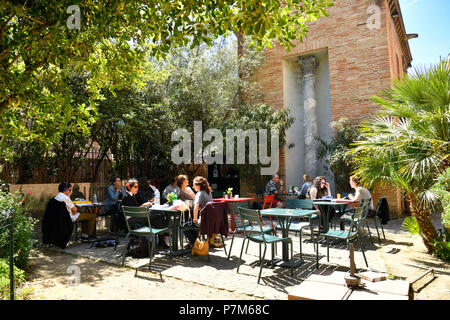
[48,214,448,300]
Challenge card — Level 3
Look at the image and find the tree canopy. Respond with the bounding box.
[0,0,334,114]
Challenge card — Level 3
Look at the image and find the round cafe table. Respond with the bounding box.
[213,197,254,232]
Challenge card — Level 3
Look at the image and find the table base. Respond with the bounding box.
[266,258,303,268]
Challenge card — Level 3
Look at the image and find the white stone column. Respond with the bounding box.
[299,56,318,178]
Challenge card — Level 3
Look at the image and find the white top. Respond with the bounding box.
[55,192,79,222]
[356,187,374,210]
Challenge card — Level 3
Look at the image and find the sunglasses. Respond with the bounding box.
[132,185,139,189]
[321,182,326,185]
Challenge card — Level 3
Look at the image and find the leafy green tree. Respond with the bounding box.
[350,61,449,253]
[0,0,333,113]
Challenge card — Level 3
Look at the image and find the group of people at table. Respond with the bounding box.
[264,173,374,227]
[52,175,220,250]
[50,171,373,252]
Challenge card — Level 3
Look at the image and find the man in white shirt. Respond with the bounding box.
[55,182,96,240]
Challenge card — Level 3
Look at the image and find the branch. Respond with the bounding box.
[0,13,15,38]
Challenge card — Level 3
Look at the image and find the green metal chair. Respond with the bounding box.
[227,201,273,259]
[280,199,319,260]
[121,206,171,274]
[237,207,294,284]
[338,198,375,244]
[366,197,386,244]
[320,205,369,267]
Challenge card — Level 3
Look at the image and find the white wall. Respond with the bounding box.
[283,49,334,189]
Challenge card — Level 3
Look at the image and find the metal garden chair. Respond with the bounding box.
[366,197,387,244]
[237,207,294,284]
[280,199,319,260]
[226,201,274,259]
[320,205,369,267]
[338,198,375,244]
[121,205,171,274]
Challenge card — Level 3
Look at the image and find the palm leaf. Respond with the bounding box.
[401,216,421,235]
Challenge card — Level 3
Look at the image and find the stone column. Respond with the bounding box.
[299,56,318,178]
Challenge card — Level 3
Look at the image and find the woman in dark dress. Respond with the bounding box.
[136,177,155,205]
[122,178,168,248]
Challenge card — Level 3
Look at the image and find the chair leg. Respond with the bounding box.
[379,217,386,240]
[148,237,154,271]
[326,237,329,262]
[227,232,235,259]
[245,237,250,254]
[258,244,267,284]
[271,243,275,266]
[373,217,381,244]
[221,234,227,257]
[237,238,246,273]
[365,221,374,245]
[290,240,294,276]
[358,233,368,267]
[299,229,303,260]
[259,243,262,263]
[122,234,130,266]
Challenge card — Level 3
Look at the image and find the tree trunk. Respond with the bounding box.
[409,197,439,253]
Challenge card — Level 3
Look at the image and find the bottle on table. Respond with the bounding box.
[154,190,160,206]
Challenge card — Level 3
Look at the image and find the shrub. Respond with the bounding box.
[431,168,450,229]
[0,191,37,270]
[0,258,27,300]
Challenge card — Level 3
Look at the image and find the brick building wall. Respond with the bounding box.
[251,0,412,217]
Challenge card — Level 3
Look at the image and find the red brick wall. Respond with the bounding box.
[252,0,406,217]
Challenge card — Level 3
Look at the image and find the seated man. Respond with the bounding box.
[56,182,97,240]
[264,174,286,208]
[103,176,127,215]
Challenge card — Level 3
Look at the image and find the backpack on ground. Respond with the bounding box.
[126,236,151,258]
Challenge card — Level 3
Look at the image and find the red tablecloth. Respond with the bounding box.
[213,197,255,231]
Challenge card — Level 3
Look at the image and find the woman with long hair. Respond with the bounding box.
[183,176,214,249]
[307,176,335,228]
[348,175,374,211]
[176,174,196,202]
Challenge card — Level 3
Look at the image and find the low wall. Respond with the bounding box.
[10,183,93,201]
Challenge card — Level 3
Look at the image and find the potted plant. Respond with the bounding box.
[226,188,233,199]
[167,192,175,205]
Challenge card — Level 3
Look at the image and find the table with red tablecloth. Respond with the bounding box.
[212,197,255,232]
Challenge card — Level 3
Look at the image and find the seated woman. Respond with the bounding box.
[348,175,374,214]
[298,174,313,199]
[136,177,155,205]
[122,178,168,248]
[176,174,196,202]
[183,176,214,249]
[307,176,336,228]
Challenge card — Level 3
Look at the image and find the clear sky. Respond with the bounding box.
[399,0,450,71]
